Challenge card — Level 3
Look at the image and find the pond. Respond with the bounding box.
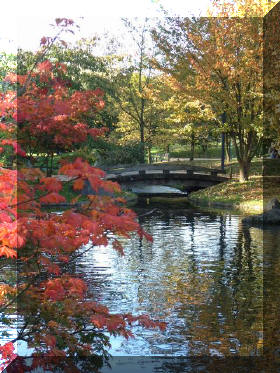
[3,203,280,371]
[76,205,265,357]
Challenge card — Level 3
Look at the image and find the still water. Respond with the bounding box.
[76,206,264,357]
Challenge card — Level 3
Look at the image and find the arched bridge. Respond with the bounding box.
[104,163,228,196]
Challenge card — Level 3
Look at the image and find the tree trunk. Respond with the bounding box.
[239,159,251,182]
[46,155,49,177]
[46,153,54,177]
[202,144,207,155]
[139,121,145,163]
[225,134,231,163]
[221,132,225,171]
[50,152,54,176]
[147,146,152,164]
[189,133,195,161]
[231,130,257,182]
[139,96,145,163]
[166,144,170,162]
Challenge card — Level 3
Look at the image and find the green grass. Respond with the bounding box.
[152,142,238,159]
[188,176,280,214]
[158,159,224,169]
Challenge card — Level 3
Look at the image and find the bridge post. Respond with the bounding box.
[139,170,146,176]
[187,170,194,175]
[163,169,170,175]
[211,170,218,176]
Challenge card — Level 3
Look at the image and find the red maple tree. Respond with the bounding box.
[0,19,165,372]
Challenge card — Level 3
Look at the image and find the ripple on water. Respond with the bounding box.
[75,208,266,356]
[1,207,274,359]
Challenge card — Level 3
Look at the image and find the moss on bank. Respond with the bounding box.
[188,176,280,214]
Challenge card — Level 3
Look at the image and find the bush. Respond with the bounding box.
[93,139,144,166]
[59,146,98,165]
[169,150,190,159]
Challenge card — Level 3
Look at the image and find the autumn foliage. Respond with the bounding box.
[0,20,165,372]
[152,1,265,181]
[3,59,106,173]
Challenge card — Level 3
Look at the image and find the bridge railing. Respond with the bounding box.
[103,163,226,176]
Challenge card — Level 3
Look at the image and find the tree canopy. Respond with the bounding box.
[152,6,263,180]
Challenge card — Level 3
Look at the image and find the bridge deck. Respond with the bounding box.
[106,169,228,181]
[107,173,228,183]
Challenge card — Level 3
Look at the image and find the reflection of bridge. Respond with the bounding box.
[104,164,228,196]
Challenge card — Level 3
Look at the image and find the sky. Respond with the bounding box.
[0,0,211,53]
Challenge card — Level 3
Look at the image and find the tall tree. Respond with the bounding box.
[108,18,159,163]
[114,73,172,163]
[159,80,217,161]
[263,1,280,148]
[152,3,265,181]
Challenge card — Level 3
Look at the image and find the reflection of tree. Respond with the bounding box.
[156,225,280,373]
[263,227,280,366]
[107,210,264,358]
[219,215,226,260]
[158,220,263,356]
[157,356,260,373]
[8,356,104,373]
[188,214,198,274]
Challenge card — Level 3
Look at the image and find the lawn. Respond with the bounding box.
[188,176,280,214]
[152,142,238,159]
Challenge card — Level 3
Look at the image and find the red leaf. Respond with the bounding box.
[112,240,125,256]
[43,335,56,347]
[91,314,107,328]
[40,177,62,193]
[40,193,66,204]
[73,178,84,191]
[88,175,102,192]
[0,341,16,362]
[47,263,61,276]
[44,279,65,301]
[103,180,121,193]
[58,255,69,263]
[40,37,47,45]
[0,246,17,258]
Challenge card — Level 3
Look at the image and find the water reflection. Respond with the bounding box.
[77,208,264,357]
[263,227,280,364]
